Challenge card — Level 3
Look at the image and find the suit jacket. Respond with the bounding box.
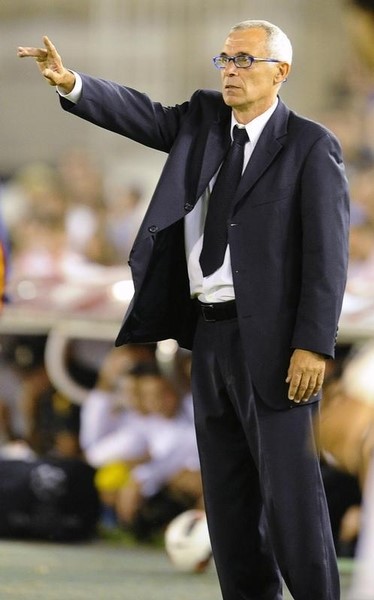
[60,74,350,409]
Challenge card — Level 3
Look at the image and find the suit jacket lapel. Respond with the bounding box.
[234,99,289,206]
[196,116,231,200]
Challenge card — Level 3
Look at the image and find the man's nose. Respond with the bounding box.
[224,59,239,74]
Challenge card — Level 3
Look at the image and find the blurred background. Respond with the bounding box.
[0,0,374,589]
[0,0,368,177]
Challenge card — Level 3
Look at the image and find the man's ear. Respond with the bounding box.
[274,62,291,84]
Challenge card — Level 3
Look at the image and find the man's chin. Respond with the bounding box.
[222,93,238,107]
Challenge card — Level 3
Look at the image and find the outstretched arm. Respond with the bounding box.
[17,35,75,93]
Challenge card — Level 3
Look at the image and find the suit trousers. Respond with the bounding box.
[191,316,340,600]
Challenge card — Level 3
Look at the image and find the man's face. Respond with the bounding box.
[219,28,289,122]
[138,375,179,418]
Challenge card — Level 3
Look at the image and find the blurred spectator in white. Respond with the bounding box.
[80,345,202,539]
[80,344,156,452]
[12,212,71,280]
[105,184,145,263]
[115,363,202,540]
[3,161,78,279]
[1,150,123,279]
[57,148,103,253]
[57,147,119,266]
[80,344,156,527]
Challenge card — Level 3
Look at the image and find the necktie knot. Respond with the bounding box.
[232,125,249,147]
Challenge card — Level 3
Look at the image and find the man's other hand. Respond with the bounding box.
[286,349,326,403]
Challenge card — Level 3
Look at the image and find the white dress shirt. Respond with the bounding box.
[185,101,278,302]
[58,75,278,302]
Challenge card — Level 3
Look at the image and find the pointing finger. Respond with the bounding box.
[42,36,59,58]
[17,46,47,59]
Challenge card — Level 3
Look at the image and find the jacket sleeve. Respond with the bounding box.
[59,72,192,153]
[291,131,350,358]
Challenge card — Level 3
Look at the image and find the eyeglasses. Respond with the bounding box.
[213,54,281,69]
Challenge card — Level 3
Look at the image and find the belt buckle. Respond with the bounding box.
[201,304,216,322]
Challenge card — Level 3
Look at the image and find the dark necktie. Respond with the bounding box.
[199,125,249,277]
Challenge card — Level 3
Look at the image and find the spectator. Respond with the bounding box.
[57,147,118,266]
[0,334,81,458]
[79,344,156,529]
[114,364,202,540]
[80,347,202,539]
[105,184,146,263]
[318,341,374,586]
[79,344,156,452]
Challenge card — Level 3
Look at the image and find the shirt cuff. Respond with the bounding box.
[57,71,82,104]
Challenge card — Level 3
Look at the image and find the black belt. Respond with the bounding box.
[195,299,237,322]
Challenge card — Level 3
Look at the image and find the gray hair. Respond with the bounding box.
[230,20,293,64]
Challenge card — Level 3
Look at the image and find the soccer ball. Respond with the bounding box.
[164,509,212,573]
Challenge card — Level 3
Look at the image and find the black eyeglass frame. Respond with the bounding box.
[213,54,281,69]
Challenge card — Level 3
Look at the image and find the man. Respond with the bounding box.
[18,20,350,600]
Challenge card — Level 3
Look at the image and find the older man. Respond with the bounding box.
[19,20,349,600]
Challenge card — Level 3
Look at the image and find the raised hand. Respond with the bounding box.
[17,35,75,93]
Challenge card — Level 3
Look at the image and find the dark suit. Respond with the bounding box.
[61,75,349,599]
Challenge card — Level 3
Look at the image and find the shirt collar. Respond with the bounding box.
[230,97,279,145]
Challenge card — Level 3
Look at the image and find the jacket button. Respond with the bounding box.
[184,202,194,212]
[148,225,159,233]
